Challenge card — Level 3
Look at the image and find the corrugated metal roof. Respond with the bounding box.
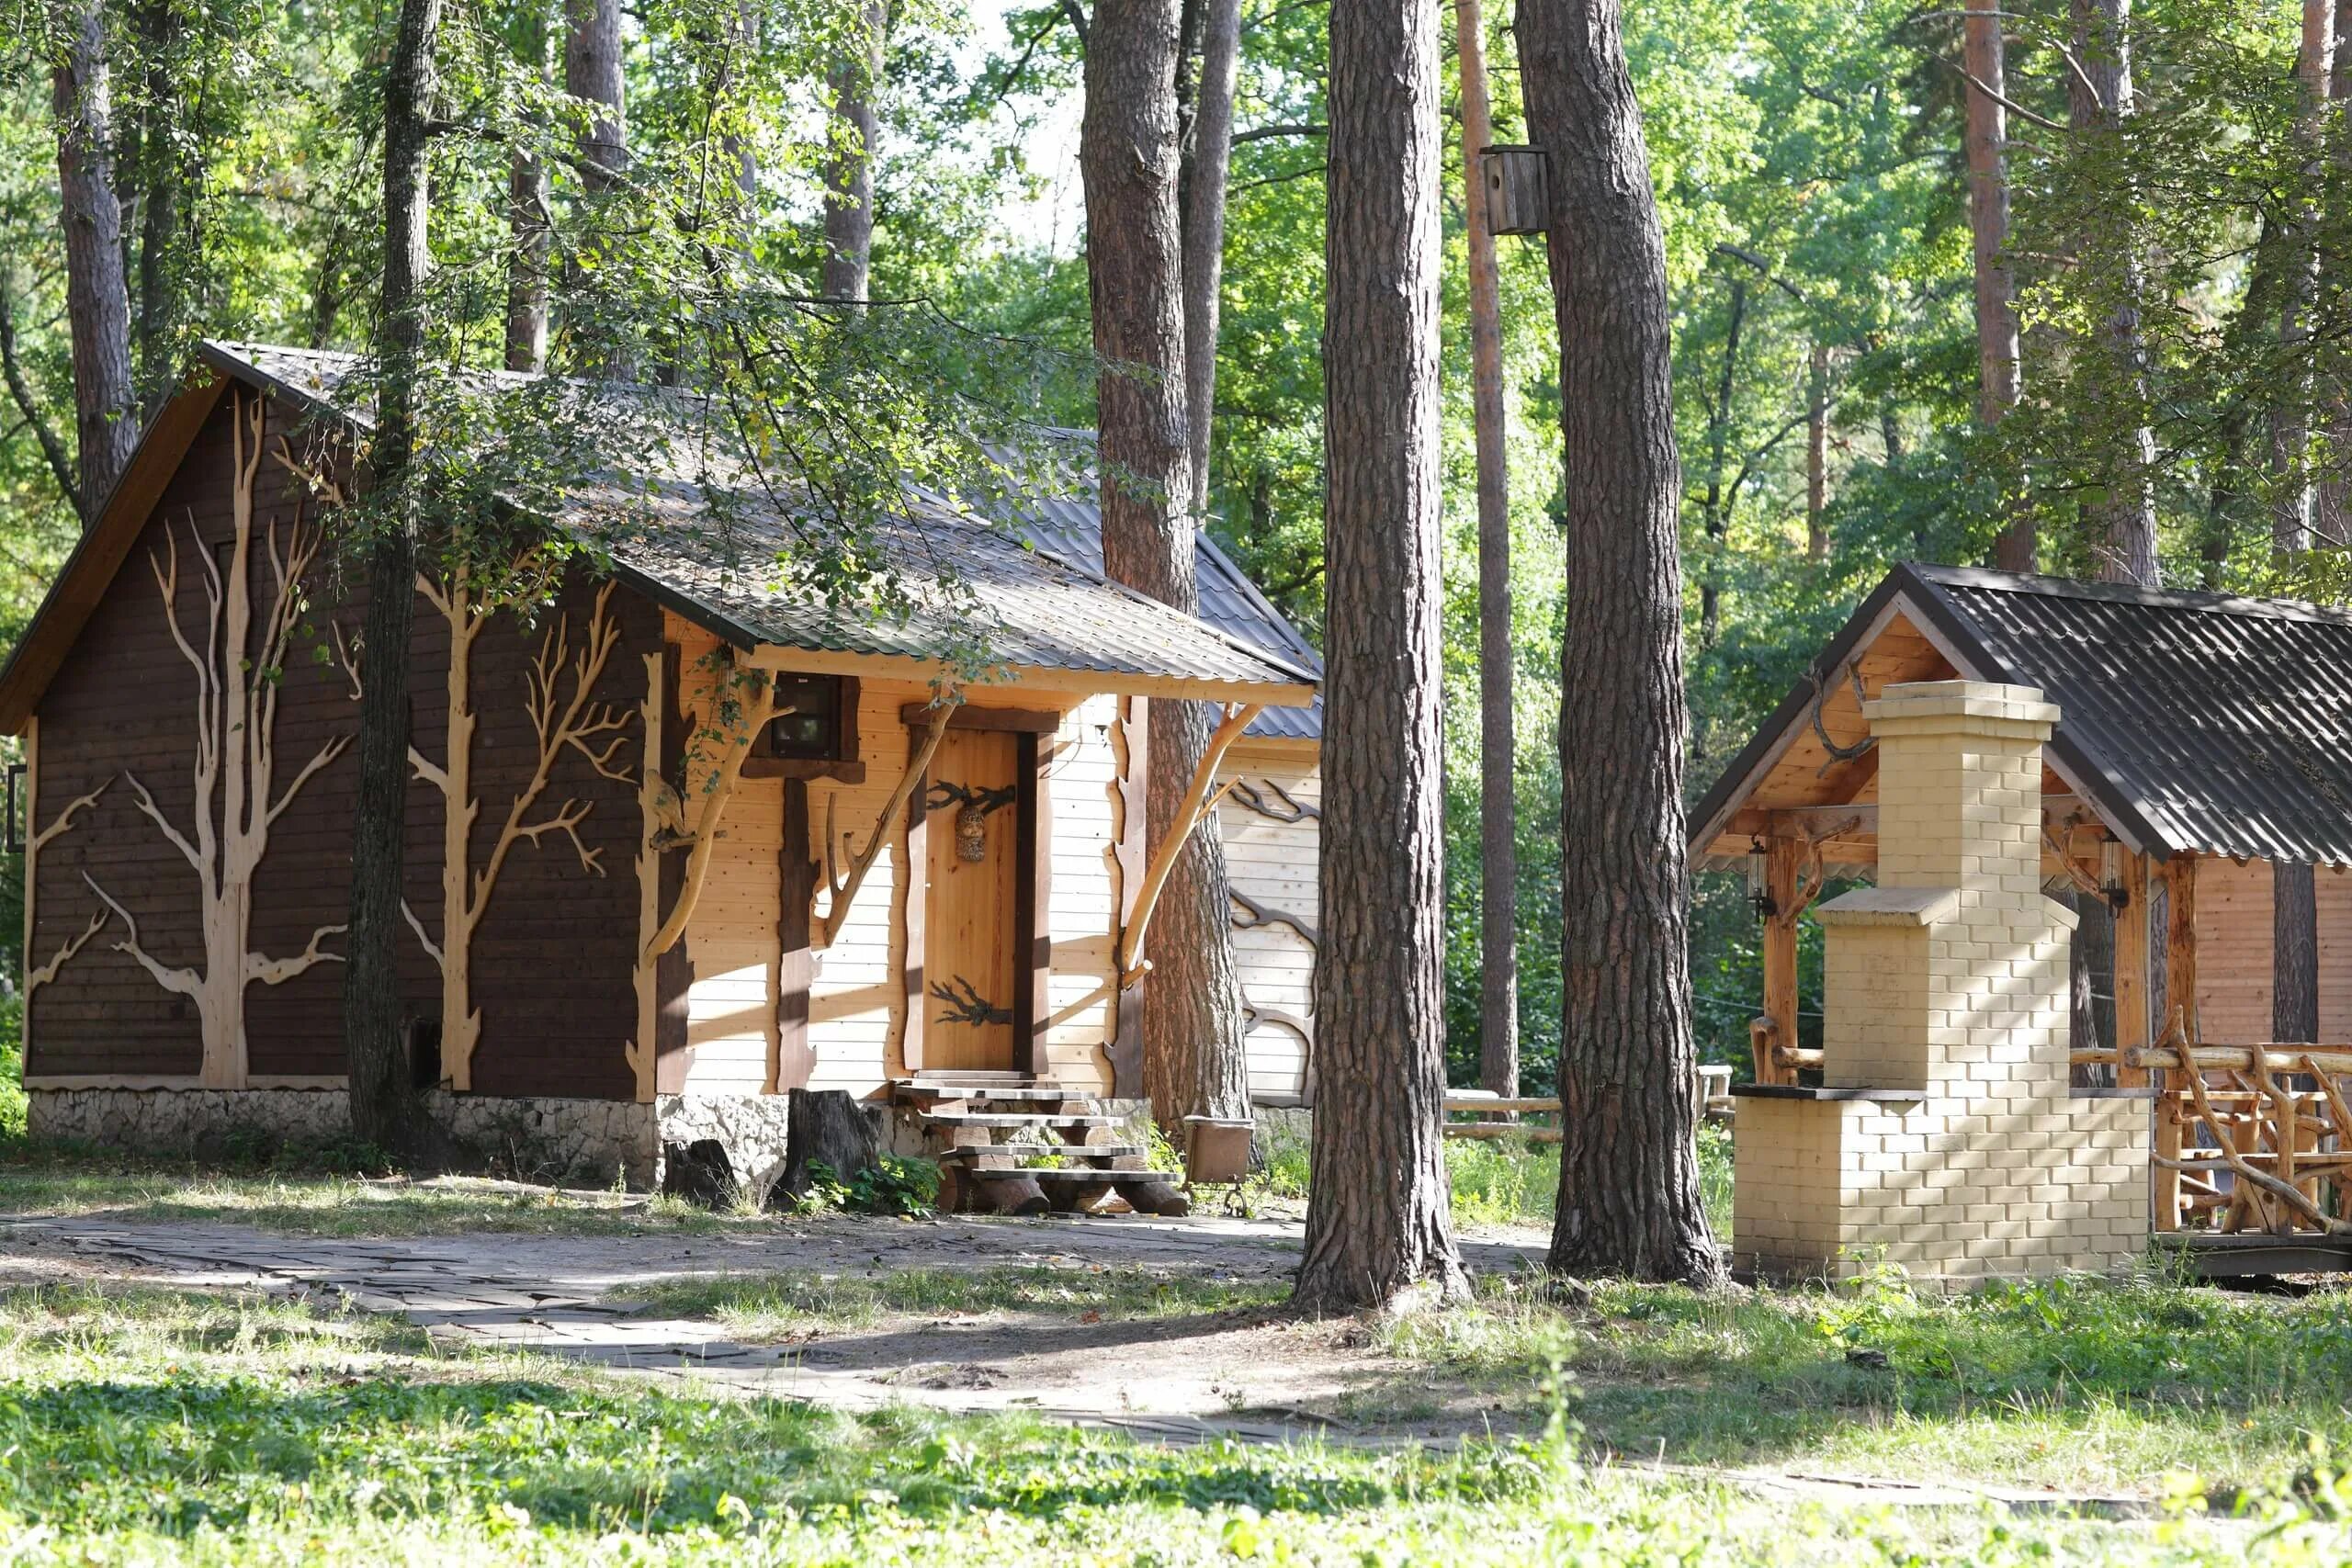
[207,342,1317,705]
[1016,488,1324,742]
[1690,562,2352,868]
[1910,567,2352,867]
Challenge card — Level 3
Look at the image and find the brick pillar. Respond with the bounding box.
[1819,682,2071,1093]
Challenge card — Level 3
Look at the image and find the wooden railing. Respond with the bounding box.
[1442,1068,1733,1145]
[2118,1015,2352,1238]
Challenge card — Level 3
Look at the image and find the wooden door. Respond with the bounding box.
[923,729,1021,1070]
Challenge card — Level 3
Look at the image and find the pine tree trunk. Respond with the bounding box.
[1080,0,1250,1129]
[2071,0,2159,584]
[504,1,551,373]
[51,0,139,525]
[2272,0,2335,555]
[820,0,886,303]
[129,0,186,411]
[1455,0,1517,1100]
[346,0,441,1154]
[564,0,631,378]
[1806,342,1830,559]
[1293,0,1466,1316]
[1519,0,1723,1286]
[1180,0,1238,510]
[2276,862,2319,1042]
[1962,0,2029,572]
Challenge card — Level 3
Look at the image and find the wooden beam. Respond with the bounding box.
[1116,702,1263,984]
[740,641,1315,709]
[774,779,818,1095]
[1012,731,1051,1075]
[814,699,956,949]
[2114,851,2150,1088]
[900,701,1063,734]
[1758,836,1801,1087]
[2165,853,2199,1047]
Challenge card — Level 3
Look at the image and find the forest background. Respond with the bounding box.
[0,0,2336,1093]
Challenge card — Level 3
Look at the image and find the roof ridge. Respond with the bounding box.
[1905,560,2352,628]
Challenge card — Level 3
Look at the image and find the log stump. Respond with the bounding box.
[661,1139,739,1210]
[770,1089,881,1208]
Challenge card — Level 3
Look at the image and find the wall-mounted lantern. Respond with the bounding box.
[1747,835,1776,920]
[1479,144,1551,237]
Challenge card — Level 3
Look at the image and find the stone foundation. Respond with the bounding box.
[28,1087,657,1189]
[653,1092,796,1202]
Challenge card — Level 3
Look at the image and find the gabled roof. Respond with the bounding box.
[1692,562,2352,868]
[0,343,1317,731]
[1018,492,1323,743]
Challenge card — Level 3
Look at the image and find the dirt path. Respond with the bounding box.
[0,1211,1544,1444]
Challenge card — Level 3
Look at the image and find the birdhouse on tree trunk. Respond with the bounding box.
[1479,145,1550,236]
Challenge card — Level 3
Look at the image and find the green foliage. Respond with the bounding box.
[789,1155,940,1218]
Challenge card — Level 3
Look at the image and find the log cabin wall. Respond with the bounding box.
[24,387,656,1098]
[1216,740,1320,1101]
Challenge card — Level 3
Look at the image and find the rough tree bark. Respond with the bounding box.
[564,0,631,378]
[51,0,140,525]
[346,0,441,1153]
[1519,0,1724,1285]
[1695,275,1745,650]
[1180,0,1238,509]
[1962,0,2029,571]
[505,0,552,373]
[820,0,887,302]
[1806,342,1830,559]
[128,0,190,410]
[2277,862,2320,1042]
[1455,0,1518,1100]
[2271,0,2335,555]
[2071,0,2159,587]
[1080,0,1250,1129]
[1293,0,1466,1315]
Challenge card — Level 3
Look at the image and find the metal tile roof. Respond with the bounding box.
[1015,489,1324,742]
[207,342,1317,705]
[1692,562,2352,867]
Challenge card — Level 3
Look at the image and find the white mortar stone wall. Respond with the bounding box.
[28,1088,658,1188]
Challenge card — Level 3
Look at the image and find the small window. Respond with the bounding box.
[761,673,851,761]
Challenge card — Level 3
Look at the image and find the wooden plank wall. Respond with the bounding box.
[1216,742,1320,1100]
[27,389,654,1096]
[2194,859,2274,1044]
[666,616,782,1095]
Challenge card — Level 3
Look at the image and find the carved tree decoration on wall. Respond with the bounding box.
[933,974,1013,1027]
[88,389,351,1088]
[22,776,111,999]
[928,777,1015,862]
[407,578,633,1089]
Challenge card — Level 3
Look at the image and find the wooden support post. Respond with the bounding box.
[1759,836,1801,1088]
[2153,1096,2182,1232]
[2114,852,2151,1089]
[2165,854,2199,1047]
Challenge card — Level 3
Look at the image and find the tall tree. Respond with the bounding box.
[2070,0,2157,586]
[1179,0,1238,508]
[345,0,443,1150]
[1080,0,1250,1129]
[50,0,139,523]
[1963,0,2028,572]
[821,0,888,302]
[505,0,552,373]
[565,0,631,377]
[1294,0,1465,1314]
[2271,0,2335,555]
[1519,0,1723,1286]
[1453,0,1516,1099]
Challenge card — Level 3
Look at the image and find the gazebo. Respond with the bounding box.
[1692,565,2352,1273]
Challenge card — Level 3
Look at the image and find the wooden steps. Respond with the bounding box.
[890,1076,1188,1218]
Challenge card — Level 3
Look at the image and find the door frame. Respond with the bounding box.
[899,703,1057,1076]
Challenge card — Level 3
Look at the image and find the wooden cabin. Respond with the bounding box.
[0,343,1326,1190]
[1694,564,2352,1269]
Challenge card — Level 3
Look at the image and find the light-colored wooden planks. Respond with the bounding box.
[923,728,1020,1071]
[2192,857,2268,1044]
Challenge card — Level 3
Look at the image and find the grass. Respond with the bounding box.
[1377,1262,2352,1496]
[0,1281,2328,1564]
[616,1263,1289,1337]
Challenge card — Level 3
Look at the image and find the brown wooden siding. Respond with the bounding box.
[26,389,657,1098]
